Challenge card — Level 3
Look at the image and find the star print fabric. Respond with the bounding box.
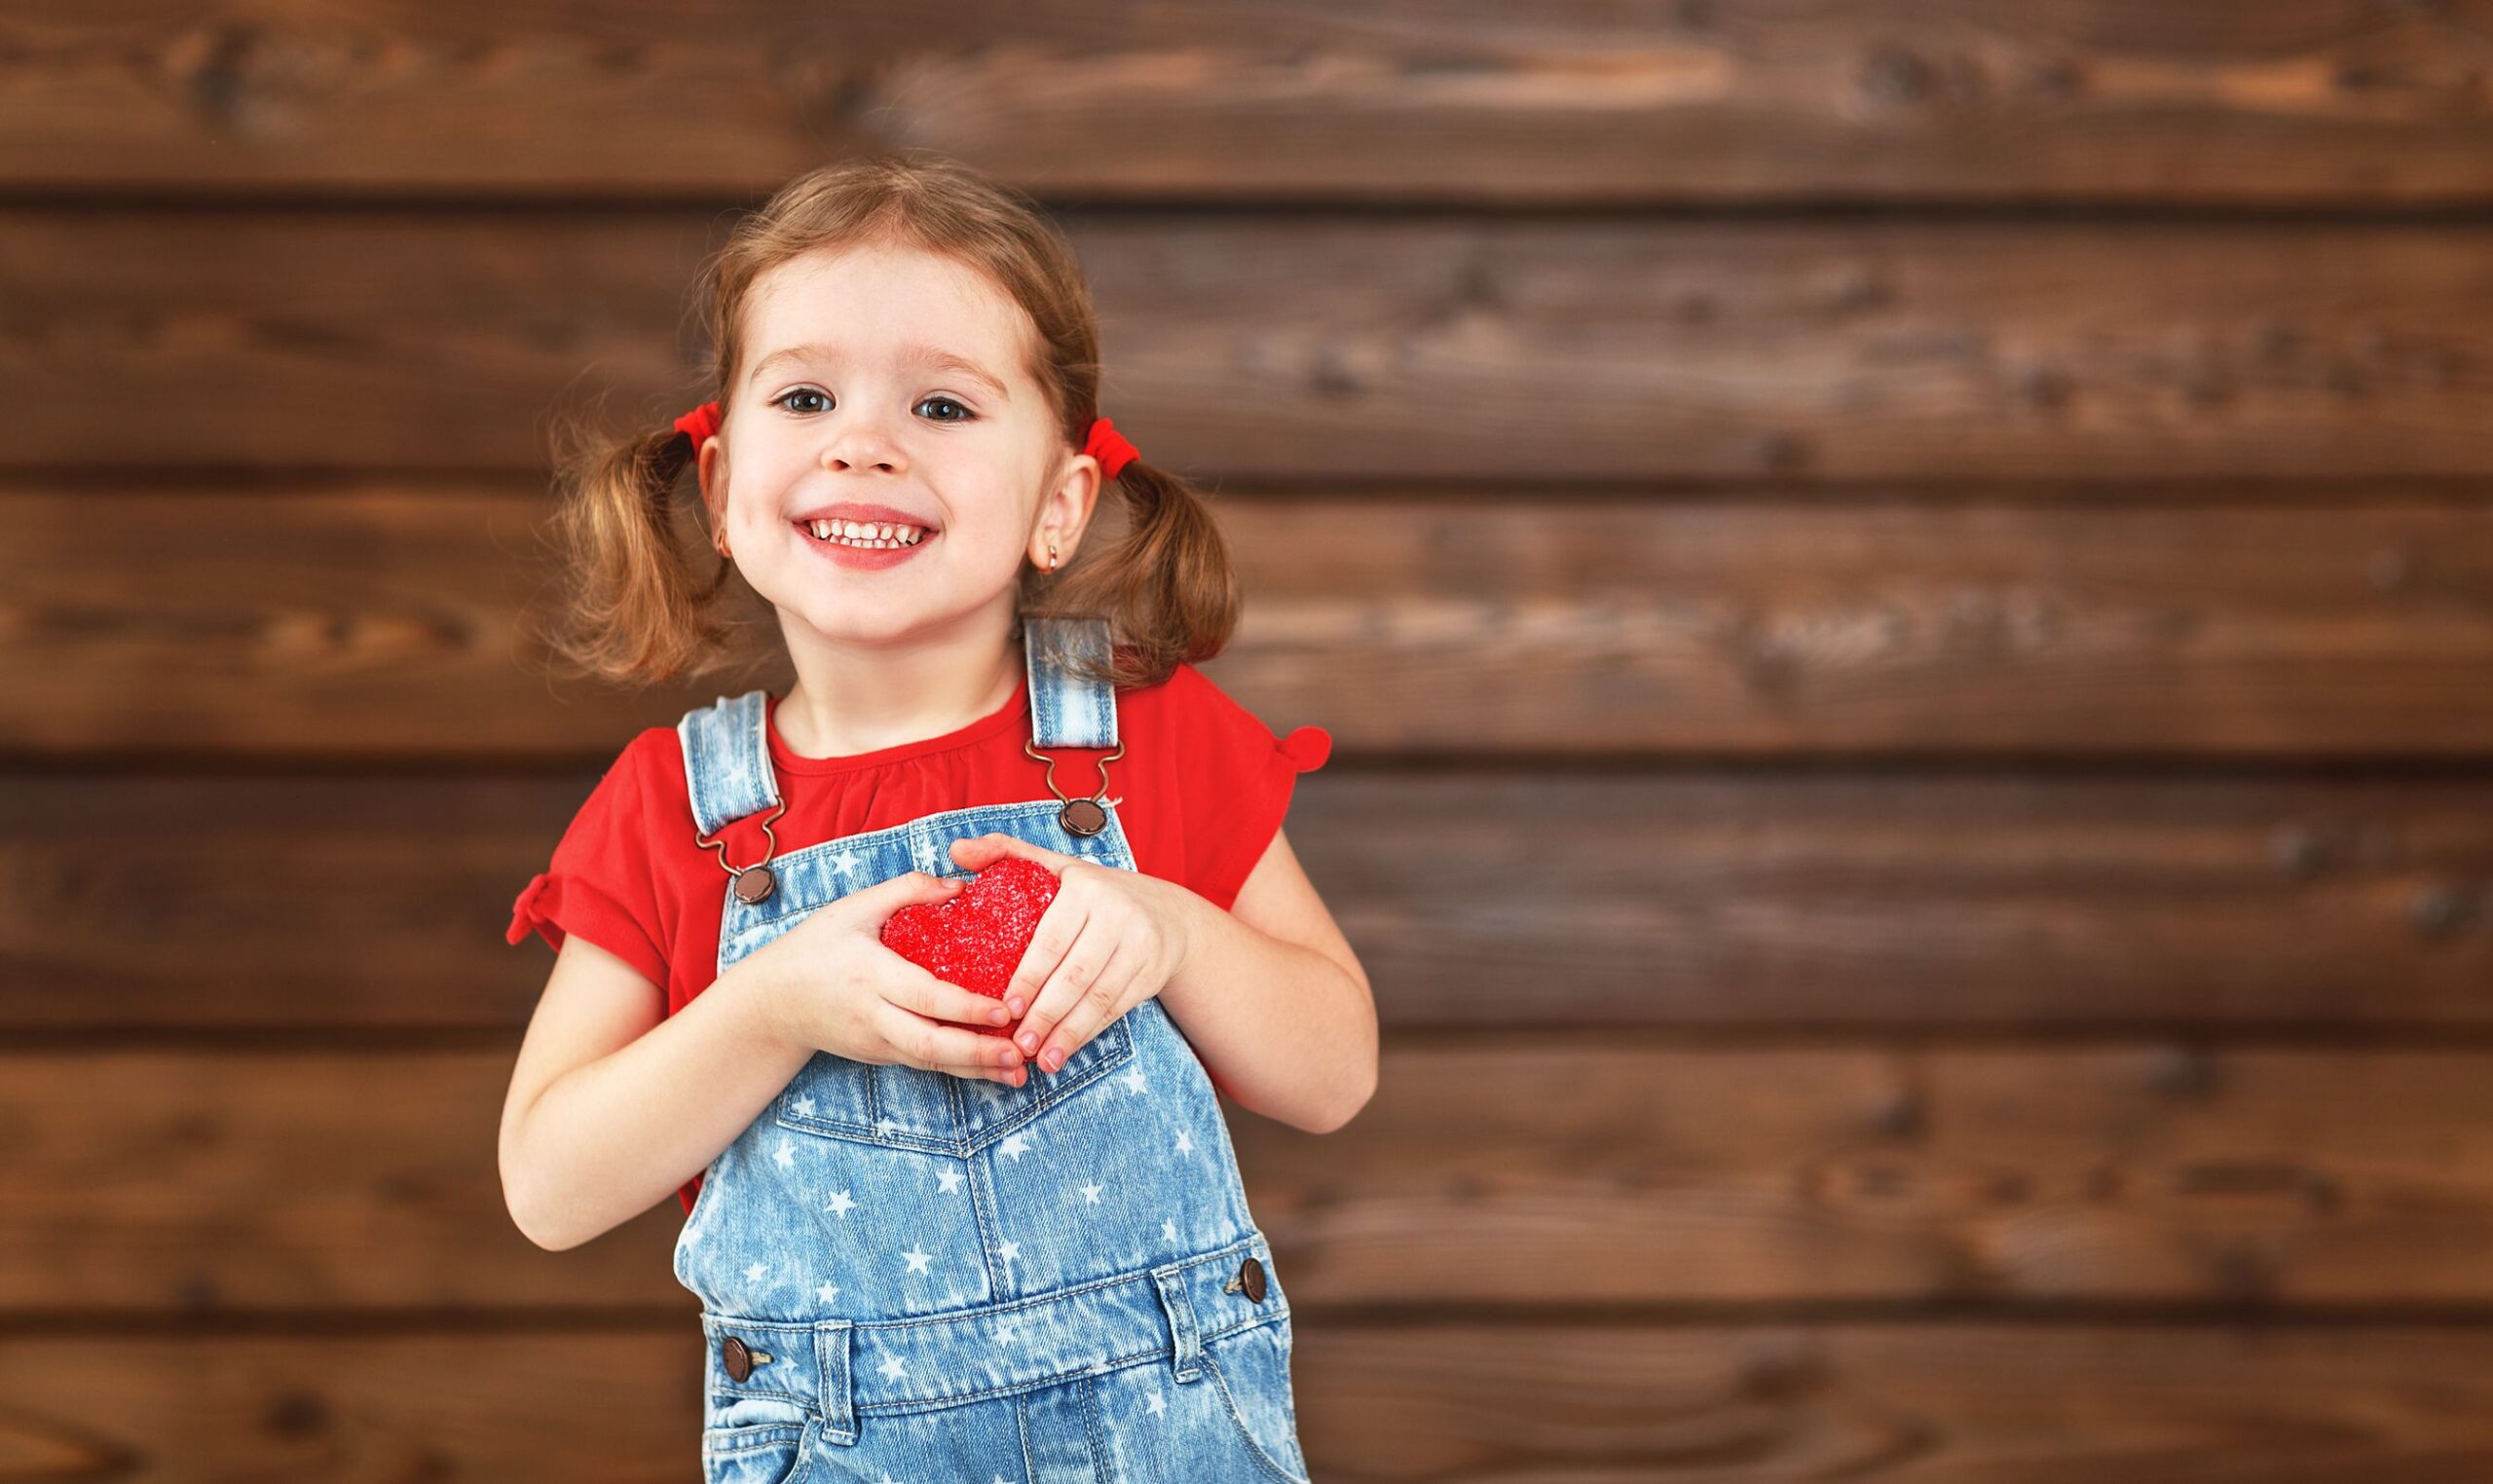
[699,1314,1307,1484]
[669,636,1313,1481]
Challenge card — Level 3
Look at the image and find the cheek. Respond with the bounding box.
[939,524,1025,569]
[739,507,785,548]
[726,468,801,540]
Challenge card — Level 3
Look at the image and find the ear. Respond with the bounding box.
[697,435,727,530]
[1031,447,1103,566]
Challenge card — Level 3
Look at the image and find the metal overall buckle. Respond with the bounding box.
[1023,737,1122,837]
[695,798,790,906]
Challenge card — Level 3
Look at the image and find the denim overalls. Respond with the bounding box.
[670,616,1311,1484]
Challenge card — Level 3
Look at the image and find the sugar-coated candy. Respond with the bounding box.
[879,855,1060,1037]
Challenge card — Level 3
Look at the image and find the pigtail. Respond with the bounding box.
[1031,453,1242,691]
[525,404,764,687]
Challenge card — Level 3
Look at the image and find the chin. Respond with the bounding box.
[768,585,948,642]
[787,603,918,643]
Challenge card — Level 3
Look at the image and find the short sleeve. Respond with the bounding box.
[505,732,671,994]
[1176,667,1333,912]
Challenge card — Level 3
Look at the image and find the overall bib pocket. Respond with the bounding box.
[771,1012,1136,1156]
[1201,1317,1311,1484]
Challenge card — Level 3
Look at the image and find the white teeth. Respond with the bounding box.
[806,519,926,548]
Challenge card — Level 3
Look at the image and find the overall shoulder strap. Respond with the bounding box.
[676,689,782,838]
[1023,616,1119,749]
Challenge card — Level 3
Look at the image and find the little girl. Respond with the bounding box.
[499,150,1372,1484]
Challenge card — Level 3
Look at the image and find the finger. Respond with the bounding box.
[849,869,968,919]
[875,868,970,899]
[949,831,1080,874]
[883,955,1020,1034]
[1001,897,1085,1056]
[997,892,1076,1032]
[1018,912,1120,1072]
[1034,934,1137,1075]
[874,1002,1028,1083]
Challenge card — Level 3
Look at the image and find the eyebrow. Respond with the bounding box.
[746,342,1011,401]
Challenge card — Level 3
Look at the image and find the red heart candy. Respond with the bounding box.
[879,855,1060,1036]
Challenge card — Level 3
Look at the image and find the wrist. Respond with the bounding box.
[1162,880,1220,1007]
[723,948,800,1053]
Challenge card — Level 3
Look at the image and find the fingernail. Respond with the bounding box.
[990,1004,1010,1023]
[1017,1032,1037,1054]
[1007,997,1025,1017]
[1045,1048,1063,1071]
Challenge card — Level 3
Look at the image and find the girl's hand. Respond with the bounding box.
[748,870,1032,1087]
[948,832,1197,1077]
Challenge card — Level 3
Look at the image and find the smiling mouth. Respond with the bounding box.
[793,518,935,549]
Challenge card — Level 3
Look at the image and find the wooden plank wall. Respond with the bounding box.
[7,4,2493,1478]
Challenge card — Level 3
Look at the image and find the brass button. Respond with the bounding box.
[732,866,776,905]
[1238,1256,1266,1304]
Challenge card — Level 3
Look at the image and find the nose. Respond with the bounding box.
[823,422,905,473]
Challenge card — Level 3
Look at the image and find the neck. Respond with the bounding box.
[774,611,1023,759]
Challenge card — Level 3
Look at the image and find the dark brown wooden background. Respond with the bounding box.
[7,4,2493,1479]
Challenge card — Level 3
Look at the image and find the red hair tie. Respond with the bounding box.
[671,401,1138,479]
[1084,416,1140,478]
[673,400,722,449]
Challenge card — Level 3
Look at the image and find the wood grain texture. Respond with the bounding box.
[13,12,2493,1468]
[5,489,2491,759]
[1,1323,2491,1479]
[4,770,2487,1033]
[1290,1323,2493,1481]
[4,1323,2491,1480]
[17,5,2493,204]
[13,212,2493,477]
[8,1047,2492,1313]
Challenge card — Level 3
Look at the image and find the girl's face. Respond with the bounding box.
[696,243,1094,650]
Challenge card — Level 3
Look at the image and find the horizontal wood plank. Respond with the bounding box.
[6,489,2492,759]
[19,7,2493,206]
[4,1322,2493,1480]
[4,770,2487,1033]
[1243,1042,2493,1309]
[14,213,2493,477]
[1299,1321,2493,1481]
[8,1047,2492,1313]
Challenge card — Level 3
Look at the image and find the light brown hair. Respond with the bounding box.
[529,149,1240,691]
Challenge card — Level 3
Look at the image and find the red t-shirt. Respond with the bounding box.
[506,659,1331,1214]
